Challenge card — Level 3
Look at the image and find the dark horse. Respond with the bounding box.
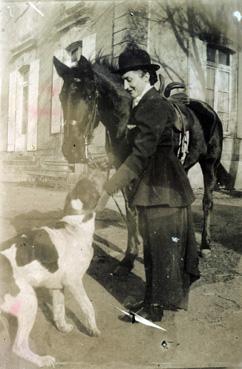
[53,54,225,274]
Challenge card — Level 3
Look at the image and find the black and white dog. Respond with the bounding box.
[0,174,103,367]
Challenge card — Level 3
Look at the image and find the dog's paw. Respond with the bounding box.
[56,322,74,334]
[38,355,56,367]
[89,327,101,337]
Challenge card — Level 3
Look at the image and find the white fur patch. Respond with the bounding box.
[70,199,83,211]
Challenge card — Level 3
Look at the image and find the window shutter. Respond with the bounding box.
[51,50,64,134]
[27,59,39,151]
[82,34,96,61]
[15,70,25,151]
[7,70,17,151]
[0,77,2,117]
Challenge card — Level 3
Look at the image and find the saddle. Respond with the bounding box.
[164,82,190,132]
[164,83,191,162]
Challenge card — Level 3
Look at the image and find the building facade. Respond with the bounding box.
[0,0,242,188]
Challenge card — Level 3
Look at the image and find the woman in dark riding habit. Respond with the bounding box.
[96,44,200,322]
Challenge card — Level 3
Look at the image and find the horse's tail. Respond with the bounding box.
[216,162,234,190]
[188,100,234,189]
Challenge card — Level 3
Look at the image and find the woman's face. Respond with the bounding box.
[122,70,149,99]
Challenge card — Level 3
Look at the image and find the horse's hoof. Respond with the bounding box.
[113,264,132,277]
[200,249,211,258]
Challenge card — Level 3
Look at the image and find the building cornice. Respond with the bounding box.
[11,37,36,58]
[55,4,90,33]
[198,32,236,54]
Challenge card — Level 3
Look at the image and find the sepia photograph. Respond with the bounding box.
[0,0,242,368]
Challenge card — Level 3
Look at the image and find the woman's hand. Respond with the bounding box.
[95,191,110,212]
[88,156,112,171]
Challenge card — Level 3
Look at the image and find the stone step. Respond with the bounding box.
[41,160,72,172]
[26,170,69,189]
[0,152,36,161]
[2,164,38,173]
[2,159,37,166]
[0,155,72,187]
[39,167,72,173]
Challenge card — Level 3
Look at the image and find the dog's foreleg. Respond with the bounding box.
[12,286,55,368]
[52,289,73,333]
[67,280,100,337]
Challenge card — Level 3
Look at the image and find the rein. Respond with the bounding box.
[106,165,127,225]
[83,90,99,161]
[65,90,98,163]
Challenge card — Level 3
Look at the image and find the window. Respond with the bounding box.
[207,46,230,66]
[206,45,231,133]
[207,47,216,63]
[66,41,83,65]
[218,50,230,66]
[8,59,39,152]
[19,65,30,135]
[71,46,83,63]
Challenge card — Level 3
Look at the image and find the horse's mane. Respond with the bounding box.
[93,57,129,100]
[92,57,131,138]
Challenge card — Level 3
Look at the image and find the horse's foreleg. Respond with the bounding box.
[114,193,142,276]
[124,199,141,263]
[200,160,218,256]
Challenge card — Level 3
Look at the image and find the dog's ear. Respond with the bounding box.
[73,178,100,211]
[86,169,106,195]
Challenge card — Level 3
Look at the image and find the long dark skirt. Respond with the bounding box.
[138,205,200,310]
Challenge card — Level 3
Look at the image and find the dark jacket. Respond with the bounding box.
[104,87,195,207]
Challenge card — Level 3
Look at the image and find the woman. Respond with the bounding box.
[97,44,200,322]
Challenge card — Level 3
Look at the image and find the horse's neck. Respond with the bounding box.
[94,69,130,140]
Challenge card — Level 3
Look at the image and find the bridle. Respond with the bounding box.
[65,87,99,163]
[83,89,99,161]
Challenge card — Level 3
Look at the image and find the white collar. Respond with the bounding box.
[132,84,153,108]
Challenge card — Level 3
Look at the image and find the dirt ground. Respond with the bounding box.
[0,182,242,369]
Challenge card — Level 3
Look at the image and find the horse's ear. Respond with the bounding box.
[53,56,70,78]
[77,55,94,79]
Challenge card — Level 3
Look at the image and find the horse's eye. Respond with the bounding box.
[73,77,81,83]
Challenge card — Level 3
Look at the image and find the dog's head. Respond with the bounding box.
[64,171,105,216]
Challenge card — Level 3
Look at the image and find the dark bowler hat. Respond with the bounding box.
[115,44,160,74]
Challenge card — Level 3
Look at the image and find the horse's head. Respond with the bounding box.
[53,55,98,163]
